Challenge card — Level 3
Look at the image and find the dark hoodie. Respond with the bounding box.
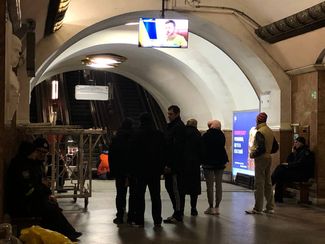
[109,119,134,177]
[287,145,315,179]
[164,116,186,173]
[131,113,166,176]
[202,128,229,170]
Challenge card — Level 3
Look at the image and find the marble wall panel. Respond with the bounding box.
[291,72,317,122]
[290,70,325,200]
[316,71,325,198]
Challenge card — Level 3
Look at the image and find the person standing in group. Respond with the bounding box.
[180,118,203,216]
[246,112,275,214]
[163,105,186,223]
[131,113,166,227]
[109,118,136,224]
[201,120,229,215]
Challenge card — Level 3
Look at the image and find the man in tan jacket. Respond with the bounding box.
[246,112,275,214]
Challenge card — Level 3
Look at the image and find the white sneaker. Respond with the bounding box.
[204,207,213,215]
[263,209,275,214]
[204,207,219,215]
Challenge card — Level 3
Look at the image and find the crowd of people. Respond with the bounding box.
[4,107,315,238]
[109,105,229,226]
[108,108,314,223]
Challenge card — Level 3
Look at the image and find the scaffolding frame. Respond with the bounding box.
[18,124,107,209]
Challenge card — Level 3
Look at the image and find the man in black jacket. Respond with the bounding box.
[163,105,186,223]
[110,118,136,224]
[131,113,166,227]
[272,136,314,203]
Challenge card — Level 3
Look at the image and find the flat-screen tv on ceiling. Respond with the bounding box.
[139,18,189,48]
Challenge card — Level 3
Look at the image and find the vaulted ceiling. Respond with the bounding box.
[16,0,325,129]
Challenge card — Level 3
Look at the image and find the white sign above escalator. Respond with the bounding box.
[75,85,110,101]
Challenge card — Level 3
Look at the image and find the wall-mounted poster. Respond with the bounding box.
[232,110,259,177]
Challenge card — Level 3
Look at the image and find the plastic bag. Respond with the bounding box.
[19,225,76,244]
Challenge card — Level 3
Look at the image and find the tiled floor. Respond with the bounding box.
[60,180,325,244]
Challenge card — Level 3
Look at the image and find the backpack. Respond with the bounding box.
[271,137,279,154]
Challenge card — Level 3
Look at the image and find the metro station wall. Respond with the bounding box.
[291,72,318,149]
[290,70,324,201]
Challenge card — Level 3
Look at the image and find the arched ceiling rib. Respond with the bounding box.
[33,11,287,129]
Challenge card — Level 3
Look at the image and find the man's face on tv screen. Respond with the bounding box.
[165,22,176,37]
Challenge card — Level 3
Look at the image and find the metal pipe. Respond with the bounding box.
[162,0,165,18]
[196,5,260,27]
[171,1,260,29]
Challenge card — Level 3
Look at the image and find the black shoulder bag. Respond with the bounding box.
[271,137,279,154]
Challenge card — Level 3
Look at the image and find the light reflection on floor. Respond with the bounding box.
[60,180,325,244]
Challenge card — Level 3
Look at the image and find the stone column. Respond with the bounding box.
[0,5,21,222]
[0,0,5,221]
[316,69,325,202]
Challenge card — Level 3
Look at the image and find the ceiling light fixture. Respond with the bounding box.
[82,54,127,69]
[125,22,139,26]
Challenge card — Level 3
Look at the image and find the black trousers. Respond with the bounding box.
[272,164,308,201]
[115,175,136,222]
[165,173,183,219]
[31,199,77,239]
[189,194,198,209]
[135,175,162,225]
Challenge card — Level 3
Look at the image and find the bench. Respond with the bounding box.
[286,178,314,204]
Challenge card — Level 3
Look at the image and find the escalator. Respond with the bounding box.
[88,71,166,132]
[64,72,94,129]
[30,70,166,132]
[30,70,167,173]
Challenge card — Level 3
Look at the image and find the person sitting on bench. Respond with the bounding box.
[6,138,82,241]
[271,136,315,203]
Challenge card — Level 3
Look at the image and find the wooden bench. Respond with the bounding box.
[287,178,314,204]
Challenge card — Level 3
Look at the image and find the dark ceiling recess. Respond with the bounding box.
[255,2,325,43]
[44,0,71,36]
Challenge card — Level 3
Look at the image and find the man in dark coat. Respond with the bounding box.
[6,138,81,241]
[131,113,166,227]
[272,136,314,203]
[109,118,136,224]
[163,105,186,223]
[180,119,203,216]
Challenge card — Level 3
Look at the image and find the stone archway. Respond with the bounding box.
[32,10,289,129]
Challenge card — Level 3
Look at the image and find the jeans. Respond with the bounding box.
[203,169,224,208]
